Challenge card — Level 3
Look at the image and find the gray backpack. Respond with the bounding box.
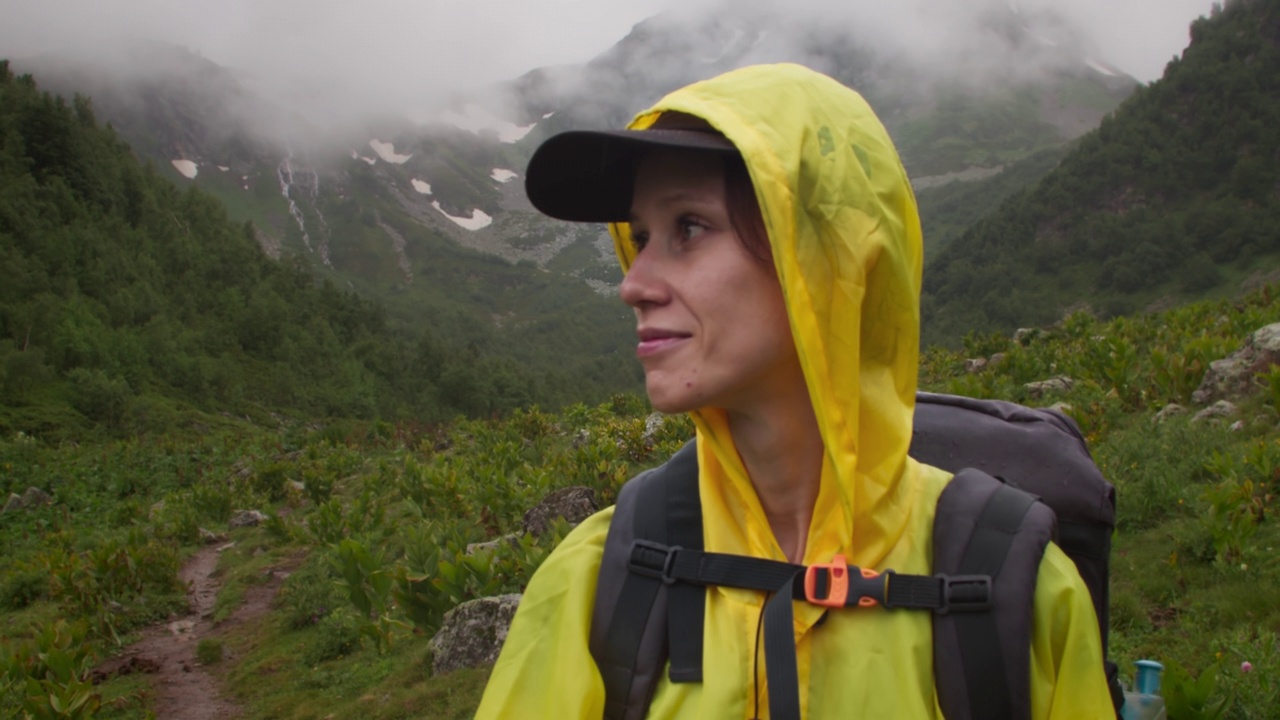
[589,392,1121,720]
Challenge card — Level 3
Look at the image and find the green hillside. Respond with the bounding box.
[0,63,632,437]
[922,0,1280,348]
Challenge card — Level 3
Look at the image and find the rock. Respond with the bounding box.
[216,541,237,553]
[199,527,227,545]
[1013,328,1036,345]
[571,429,591,449]
[428,594,521,675]
[20,487,52,508]
[287,481,306,493]
[1153,404,1186,424]
[1192,400,1239,424]
[642,413,667,443]
[149,500,166,519]
[1024,376,1074,399]
[4,487,53,513]
[988,353,1008,366]
[466,534,522,556]
[522,487,597,537]
[964,358,988,374]
[229,509,268,528]
[1047,403,1074,416]
[2,493,23,514]
[1192,322,1280,403]
[1229,420,1245,432]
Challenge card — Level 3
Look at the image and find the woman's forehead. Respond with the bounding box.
[634,149,725,189]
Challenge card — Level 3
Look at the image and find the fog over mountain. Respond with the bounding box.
[3,0,1215,124]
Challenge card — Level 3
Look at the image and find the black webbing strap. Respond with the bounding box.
[601,475,671,720]
[954,483,1038,720]
[629,545,992,613]
[627,543,996,720]
[664,447,705,683]
[763,572,806,720]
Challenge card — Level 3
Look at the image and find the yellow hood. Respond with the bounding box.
[610,63,925,575]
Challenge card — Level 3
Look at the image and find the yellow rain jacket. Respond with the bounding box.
[477,63,1112,719]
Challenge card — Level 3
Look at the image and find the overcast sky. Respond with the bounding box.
[1,0,1217,113]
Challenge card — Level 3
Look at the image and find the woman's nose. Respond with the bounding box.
[619,246,667,309]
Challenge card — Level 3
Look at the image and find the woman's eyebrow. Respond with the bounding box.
[629,191,718,222]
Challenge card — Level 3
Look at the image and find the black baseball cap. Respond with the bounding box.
[524,127,739,223]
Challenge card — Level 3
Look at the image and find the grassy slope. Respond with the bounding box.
[5,286,1280,718]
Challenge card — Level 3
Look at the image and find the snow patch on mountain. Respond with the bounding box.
[411,179,433,194]
[435,104,536,143]
[490,169,517,183]
[432,201,492,231]
[1022,25,1059,48]
[171,160,198,179]
[369,139,412,164]
[1085,58,1118,77]
[542,111,555,119]
[217,165,229,172]
[360,156,377,165]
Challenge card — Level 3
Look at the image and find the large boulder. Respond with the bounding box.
[522,487,597,537]
[428,594,521,675]
[1192,323,1280,404]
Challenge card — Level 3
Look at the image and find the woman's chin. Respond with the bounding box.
[645,381,698,416]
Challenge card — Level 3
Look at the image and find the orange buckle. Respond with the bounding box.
[804,555,849,608]
[804,556,883,608]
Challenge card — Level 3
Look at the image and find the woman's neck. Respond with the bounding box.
[726,384,823,565]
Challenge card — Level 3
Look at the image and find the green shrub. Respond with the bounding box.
[196,638,223,665]
[302,608,362,665]
[1,566,48,610]
[278,559,340,630]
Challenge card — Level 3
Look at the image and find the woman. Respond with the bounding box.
[476,63,1111,718]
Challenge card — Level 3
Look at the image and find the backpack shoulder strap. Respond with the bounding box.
[590,441,702,720]
[932,468,1057,720]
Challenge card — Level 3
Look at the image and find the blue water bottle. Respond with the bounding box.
[1121,660,1168,720]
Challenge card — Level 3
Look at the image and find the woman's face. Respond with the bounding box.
[620,149,802,415]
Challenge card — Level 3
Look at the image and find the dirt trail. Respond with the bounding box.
[94,543,295,720]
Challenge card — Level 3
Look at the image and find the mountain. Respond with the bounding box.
[921,0,1280,348]
[5,1,1139,394]
[13,2,1135,265]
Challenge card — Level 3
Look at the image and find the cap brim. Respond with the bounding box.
[524,129,738,223]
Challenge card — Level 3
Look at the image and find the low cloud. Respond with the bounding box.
[1,0,1215,123]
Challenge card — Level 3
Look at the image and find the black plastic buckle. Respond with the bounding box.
[936,574,993,614]
[628,540,683,585]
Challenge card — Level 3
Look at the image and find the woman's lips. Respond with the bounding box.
[636,329,690,358]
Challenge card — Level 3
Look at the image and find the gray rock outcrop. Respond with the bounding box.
[429,594,521,675]
[2,487,53,513]
[642,413,667,444]
[522,486,597,537]
[1192,323,1280,404]
[1192,400,1239,424]
[1153,404,1187,424]
[229,509,268,528]
[1024,376,1074,399]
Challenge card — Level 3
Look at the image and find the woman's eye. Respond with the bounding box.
[678,219,706,241]
[631,231,649,252]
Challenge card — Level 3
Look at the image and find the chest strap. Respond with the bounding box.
[628,541,993,720]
